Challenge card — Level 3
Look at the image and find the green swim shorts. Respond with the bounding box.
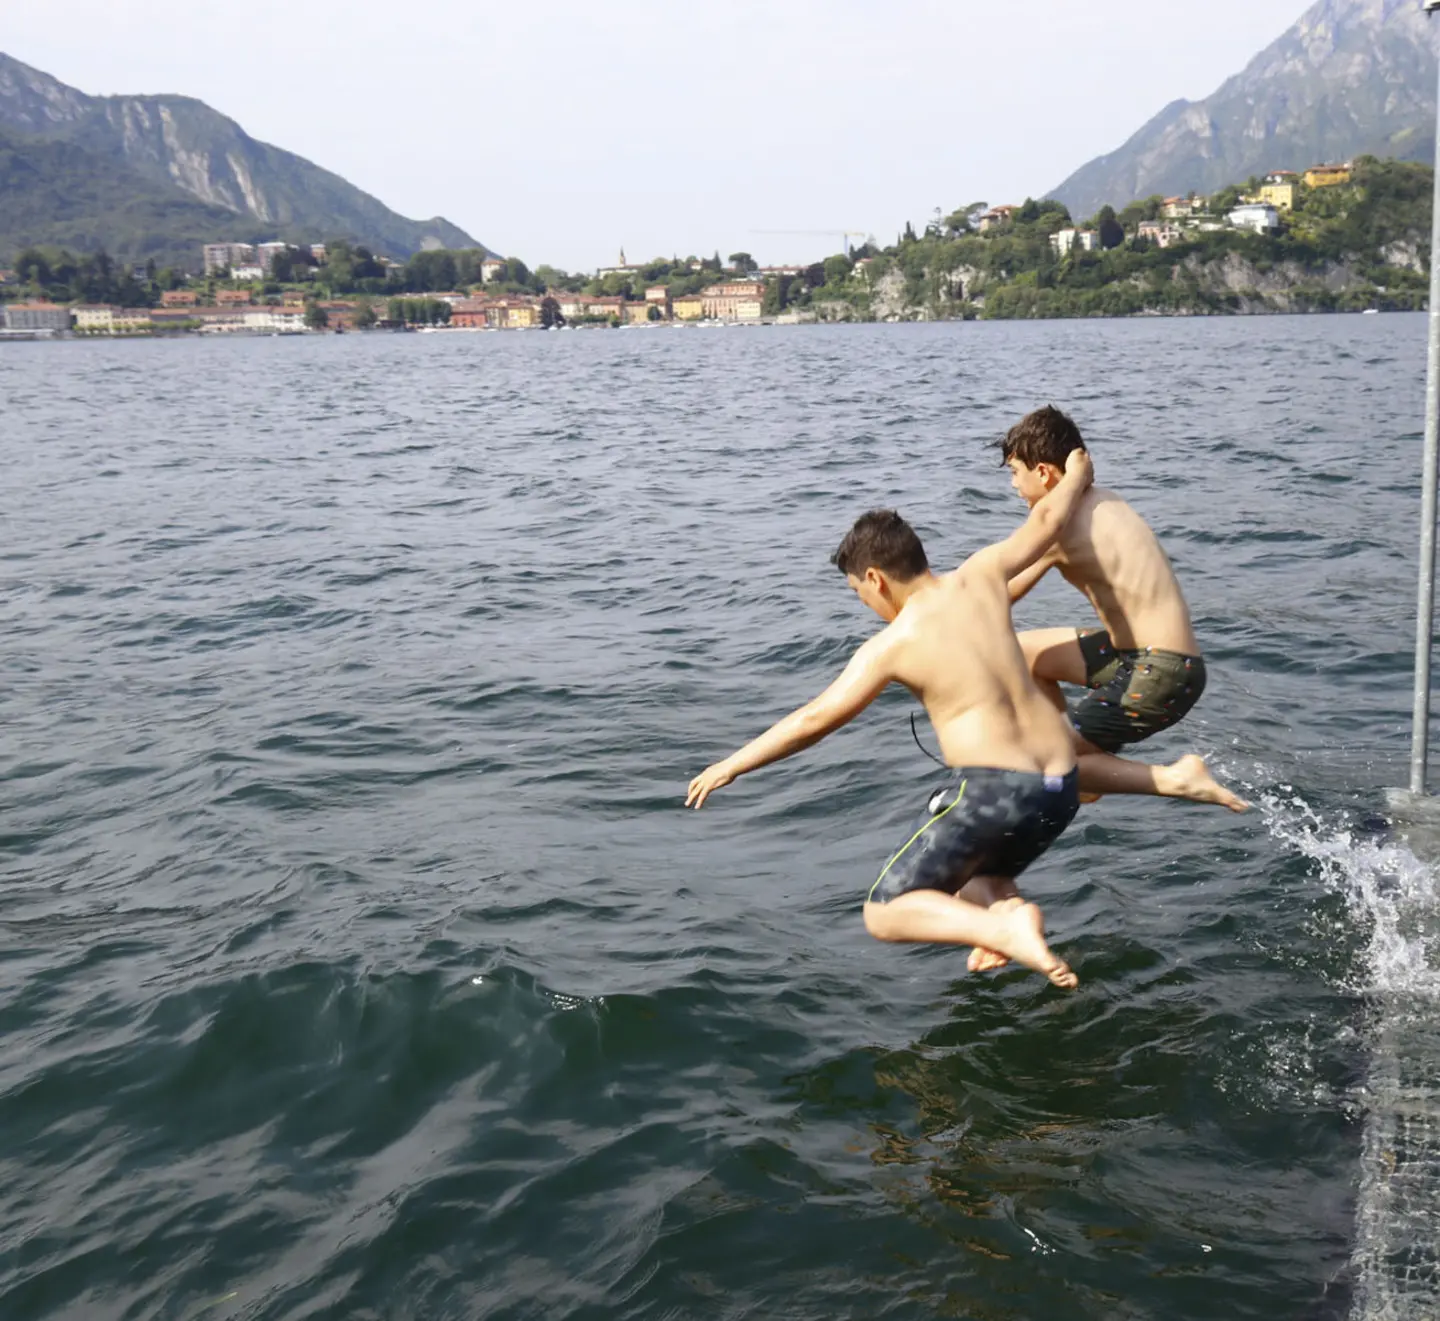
[1072,629,1207,753]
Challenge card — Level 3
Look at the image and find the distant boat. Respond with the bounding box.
[1363,308,1380,315]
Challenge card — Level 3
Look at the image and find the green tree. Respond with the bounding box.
[822,254,852,286]
[647,303,662,321]
[536,264,578,292]
[15,247,52,286]
[1211,185,1242,216]
[540,295,562,329]
[304,303,329,330]
[406,250,459,292]
[1097,205,1124,250]
[352,298,377,329]
[728,252,758,273]
[761,275,793,316]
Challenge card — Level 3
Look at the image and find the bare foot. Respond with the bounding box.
[986,898,1078,990]
[1162,754,1249,812]
[968,945,1009,973]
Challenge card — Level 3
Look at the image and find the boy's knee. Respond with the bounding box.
[863,900,898,941]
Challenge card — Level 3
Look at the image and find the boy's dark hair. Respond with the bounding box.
[831,510,929,581]
[999,405,1086,469]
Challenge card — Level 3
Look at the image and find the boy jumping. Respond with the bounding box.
[1001,406,1206,756]
[686,450,1244,990]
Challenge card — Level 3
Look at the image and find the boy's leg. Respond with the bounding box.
[1077,751,1247,812]
[1018,627,1090,717]
[864,888,1077,989]
[959,875,1024,974]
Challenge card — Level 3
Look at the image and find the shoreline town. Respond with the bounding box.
[0,160,1392,340]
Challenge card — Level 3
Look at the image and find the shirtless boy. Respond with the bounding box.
[686,450,1244,990]
[1002,406,1206,756]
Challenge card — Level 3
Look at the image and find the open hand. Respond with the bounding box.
[1065,447,1094,489]
[686,761,735,809]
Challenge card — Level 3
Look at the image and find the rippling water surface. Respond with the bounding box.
[3,317,1437,1320]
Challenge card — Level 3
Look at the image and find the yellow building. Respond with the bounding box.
[624,302,656,325]
[1258,172,1297,210]
[115,308,154,332]
[506,303,539,328]
[700,281,766,320]
[73,304,117,332]
[673,294,705,321]
[1304,163,1352,189]
[1260,181,1296,210]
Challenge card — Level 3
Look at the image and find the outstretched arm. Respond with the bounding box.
[971,449,1092,584]
[1006,551,1056,604]
[686,634,894,808]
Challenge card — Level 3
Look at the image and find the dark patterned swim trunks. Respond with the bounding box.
[1072,628,1207,753]
[868,767,1080,905]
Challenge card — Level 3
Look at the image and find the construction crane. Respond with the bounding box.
[750,229,870,258]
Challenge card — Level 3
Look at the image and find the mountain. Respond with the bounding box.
[0,123,248,267]
[1049,0,1440,220]
[0,52,482,265]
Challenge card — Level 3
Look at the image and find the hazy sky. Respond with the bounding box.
[6,0,1314,271]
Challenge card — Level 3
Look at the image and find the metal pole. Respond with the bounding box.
[1412,3,1440,794]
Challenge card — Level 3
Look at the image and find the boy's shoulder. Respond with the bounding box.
[1077,485,1149,528]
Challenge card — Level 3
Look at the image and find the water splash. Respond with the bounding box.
[1257,784,1440,1320]
[1258,785,1440,998]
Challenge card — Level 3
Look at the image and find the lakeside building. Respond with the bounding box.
[1304,162,1353,188]
[624,302,657,325]
[73,304,119,331]
[554,294,586,322]
[977,205,1016,232]
[242,307,306,333]
[4,302,72,331]
[1260,171,1298,210]
[449,299,488,328]
[232,264,265,281]
[1228,202,1281,234]
[1136,221,1183,248]
[580,295,625,321]
[597,248,643,278]
[758,265,805,277]
[1162,195,1206,220]
[673,293,705,321]
[256,241,289,273]
[480,257,506,282]
[1050,228,1100,256]
[203,242,257,274]
[161,290,198,307]
[700,281,765,320]
[73,306,155,333]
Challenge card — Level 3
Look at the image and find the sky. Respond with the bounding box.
[5,0,1315,272]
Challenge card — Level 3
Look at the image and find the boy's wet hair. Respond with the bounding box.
[832,510,930,581]
[999,405,1087,469]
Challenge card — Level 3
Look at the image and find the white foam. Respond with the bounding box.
[1257,785,1440,1319]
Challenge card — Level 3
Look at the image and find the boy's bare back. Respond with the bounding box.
[1046,486,1198,656]
[880,560,1077,776]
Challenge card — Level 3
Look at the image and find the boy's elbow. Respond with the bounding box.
[798,706,838,741]
[1030,507,1061,537]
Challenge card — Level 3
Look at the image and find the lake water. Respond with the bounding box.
[3,317,1438,1320]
